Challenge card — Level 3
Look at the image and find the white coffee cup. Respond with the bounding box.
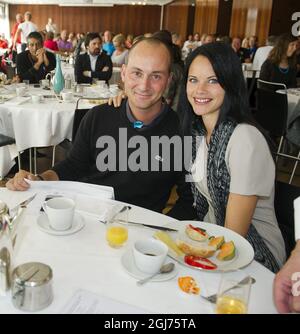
[32,94,43,104]
[16,86,26,97]
[42,197,75,231]
[40,79,49,88]
[61,91,73,102]
[133,238,168,274]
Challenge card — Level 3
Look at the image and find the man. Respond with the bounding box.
[102,30,115,56]
[252,35,276,71]
[75,32,112,84]
[231,37,251,63]
[16,31,56,84]
[45,18,57,34]
[10,13,23,57]
[7,37,196,219]
[57,29,73,53]
[13,11,37,53]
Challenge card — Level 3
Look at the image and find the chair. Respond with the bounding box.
[274,181,300,258]
[256,79,300,184]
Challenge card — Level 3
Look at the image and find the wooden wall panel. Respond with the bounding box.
[163,0,192,41]
[193,0,219,35]
[216,0,233,36]
[9,4,161,37]
[230,0,273,45]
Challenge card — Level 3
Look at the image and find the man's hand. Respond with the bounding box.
[274,241,300,313]
[6,170,39,191]
[35,48,45,65]
[102,66,109,72]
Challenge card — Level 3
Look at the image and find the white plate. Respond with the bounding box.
[37,212,85,236]
[163,221,254,273]
[121,249,178,282]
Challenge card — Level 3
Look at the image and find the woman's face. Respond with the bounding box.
[187,55,225,124]
[286,41,298,57]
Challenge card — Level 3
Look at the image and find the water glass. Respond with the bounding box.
[106,206,129,248]
[215,275,252,314]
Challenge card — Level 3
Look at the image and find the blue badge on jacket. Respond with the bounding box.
[133,121,144,129]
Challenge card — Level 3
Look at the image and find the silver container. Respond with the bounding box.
[11,262,53,312]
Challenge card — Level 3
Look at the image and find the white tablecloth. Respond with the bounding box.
[0,85,99,178]
[0,187,277,314]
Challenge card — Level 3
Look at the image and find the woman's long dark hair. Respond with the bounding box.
[180,42,257,135]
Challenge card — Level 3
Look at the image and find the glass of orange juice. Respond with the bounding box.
[106,206,129,248]
[215,276,251,314]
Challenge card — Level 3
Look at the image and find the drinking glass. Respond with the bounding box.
[23,80,30,92]
[215,275,252,314]
[106,206,129,248]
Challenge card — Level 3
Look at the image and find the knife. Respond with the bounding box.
[119,220,178,232]
[11,193,37,212]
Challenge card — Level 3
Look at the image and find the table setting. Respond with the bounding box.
[0,181,277,314]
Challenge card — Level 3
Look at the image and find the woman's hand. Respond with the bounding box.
[108,90,126,108]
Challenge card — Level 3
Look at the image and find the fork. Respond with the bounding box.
[98,205,131,224]
[200,276,256,303]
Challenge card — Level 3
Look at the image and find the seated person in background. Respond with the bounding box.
[16,31,56,84]
[7,37,196,221]
[249,35,258,61]
[75,32,112,84]
[102,30,115,56]
[231,37,251,63]
[0,34,8,49]
[111,34,128,66]
[181,43,286,272]
[260,33,298,88]
[43,31,59,52]
[57,29,73,54]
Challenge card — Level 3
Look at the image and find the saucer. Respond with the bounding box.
[37,212,85,236]
[121,249,178,282]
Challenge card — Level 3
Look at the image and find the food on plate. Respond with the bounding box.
[208,236,225,250]
[185,224,209,242]
[176,235,216,258]
[178,276,200,294]
[184,255,217,270]
[217,241,236,261]
[154,231,185,257]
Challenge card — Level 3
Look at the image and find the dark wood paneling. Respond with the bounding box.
[230,0,273,45]
[216,0,233,36]
[163,0,191,41]
[193,0,219,35]
[269,0,300,36]
[9,5,161,37]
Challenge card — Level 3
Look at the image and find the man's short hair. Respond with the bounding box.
[127,37,173,72]
[24,11,32,20]
[85,32,101,47]
[27,31,43,45]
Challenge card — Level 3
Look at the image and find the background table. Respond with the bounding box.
[0,187,278,314]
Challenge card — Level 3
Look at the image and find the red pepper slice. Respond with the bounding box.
[184,255,217,270]
[188,224,207,236]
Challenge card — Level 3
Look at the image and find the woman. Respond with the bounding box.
[111,34,128,66]
[260,33,298,88]
[16,31,56,84]
[181,43,286,272]
[43,31,58,52]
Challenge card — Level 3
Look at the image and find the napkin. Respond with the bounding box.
[294,196,300,241]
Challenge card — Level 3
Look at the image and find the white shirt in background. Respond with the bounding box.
[45,23,57,34]
[18,21,37,44]
[252,46,273,71]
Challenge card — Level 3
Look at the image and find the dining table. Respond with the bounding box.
[0,84,112,178]
[0,183,278,314]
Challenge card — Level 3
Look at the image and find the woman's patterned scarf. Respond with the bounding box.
[189,119,280,273]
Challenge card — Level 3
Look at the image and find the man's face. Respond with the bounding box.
[88,38,102,56]
[61,30,67,40]
[104,31,111,43]
[28,38,42,56]
[121,41,171,113]
[232,38,241,50]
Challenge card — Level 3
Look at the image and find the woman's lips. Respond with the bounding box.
[194,97,212,105]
